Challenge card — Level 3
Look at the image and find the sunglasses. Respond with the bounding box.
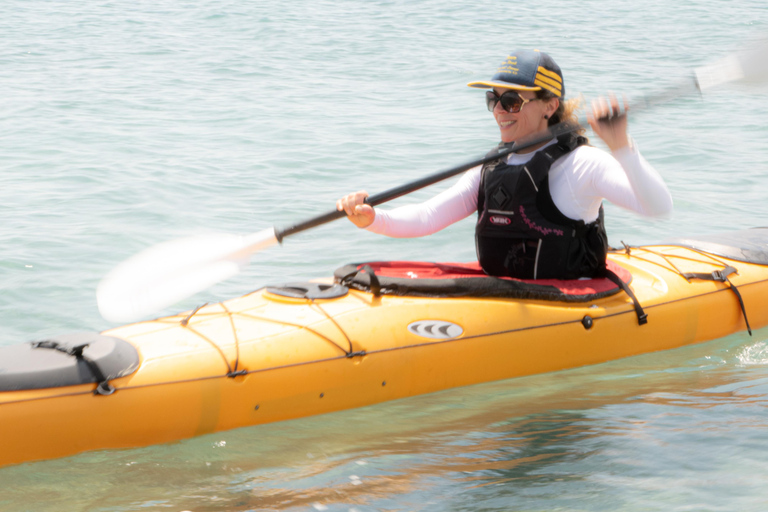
[485,90,538,113]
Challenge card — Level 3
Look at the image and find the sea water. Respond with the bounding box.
[1,0,767,510]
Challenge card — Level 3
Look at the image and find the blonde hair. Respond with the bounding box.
[537,91,587,138]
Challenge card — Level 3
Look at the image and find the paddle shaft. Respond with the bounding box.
[273,75,702,242]
[273,123,572,241]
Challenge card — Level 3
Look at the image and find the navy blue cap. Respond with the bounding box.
[468,49,565,98]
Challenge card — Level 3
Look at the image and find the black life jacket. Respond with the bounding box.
[475,133,609,279]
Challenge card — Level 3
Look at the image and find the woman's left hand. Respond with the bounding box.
[587,93,630,152]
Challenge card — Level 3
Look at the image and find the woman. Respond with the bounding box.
[336,50,672,280]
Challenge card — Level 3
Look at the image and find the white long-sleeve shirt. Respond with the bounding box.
[367,140,672,238]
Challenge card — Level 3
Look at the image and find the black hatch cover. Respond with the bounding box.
[0,332,139,392]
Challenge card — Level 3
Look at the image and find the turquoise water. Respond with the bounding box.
[1,0,768,510]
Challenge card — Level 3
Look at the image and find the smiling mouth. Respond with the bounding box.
[499,120,516,128]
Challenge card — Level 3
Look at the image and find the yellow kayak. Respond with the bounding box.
[2,228,767,468]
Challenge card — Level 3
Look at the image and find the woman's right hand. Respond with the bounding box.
[336,190,376,228]
[587,93,630,152]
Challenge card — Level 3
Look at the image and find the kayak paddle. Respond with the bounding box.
[98,37,768,323]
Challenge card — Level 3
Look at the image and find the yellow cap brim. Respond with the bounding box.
[467,80,542,91]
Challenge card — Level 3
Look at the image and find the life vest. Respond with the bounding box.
[475,133,609,279]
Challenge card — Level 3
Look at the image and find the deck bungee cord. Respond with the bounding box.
[611,243,754,335]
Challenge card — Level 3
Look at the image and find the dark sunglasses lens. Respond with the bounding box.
[485,90,524,113]
[499,91,523,113]
[485,91,498,112]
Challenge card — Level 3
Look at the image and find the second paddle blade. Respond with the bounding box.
[97,229,279,323]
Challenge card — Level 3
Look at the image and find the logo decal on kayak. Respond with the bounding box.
[407,321,463,339]
[490,215,511,225]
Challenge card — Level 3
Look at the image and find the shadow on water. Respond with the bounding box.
[3,328,768,511]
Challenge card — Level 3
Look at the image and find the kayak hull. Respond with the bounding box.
[1,237,766,467]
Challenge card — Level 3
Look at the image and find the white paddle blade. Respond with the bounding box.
[695,36,768,91]
[695,55,745,91]
[97,228,279,323]
[739,35,768,84]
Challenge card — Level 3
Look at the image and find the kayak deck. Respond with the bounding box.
[1,230,767,467]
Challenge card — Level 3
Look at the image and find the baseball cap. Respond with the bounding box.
[467,49,565,98]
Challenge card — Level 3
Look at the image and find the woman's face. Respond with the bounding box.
[492,88,556,145]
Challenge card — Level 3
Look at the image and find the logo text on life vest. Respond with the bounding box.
[490,215,512,225]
